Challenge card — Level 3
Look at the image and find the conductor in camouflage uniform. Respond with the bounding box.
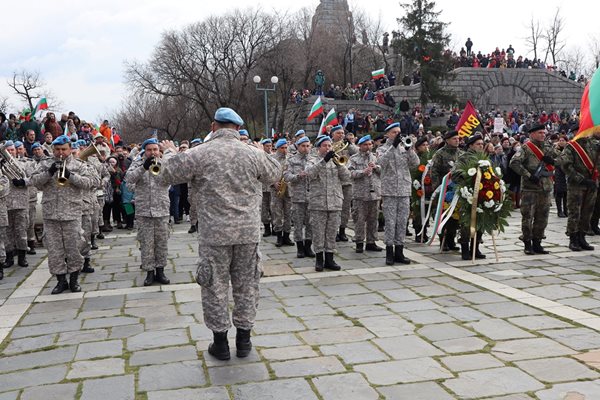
[30,135,95,294]
[125,138,173,287]
[283,136,315,258]
[306,135,351,271]
[429,130,463,252]
[0,172,9,280]
[347,135,382,253]
[557,127,600,251]
[159,108,280,361]
[509,124,559,255]
[331,125,357,241]
[270,138,294,247]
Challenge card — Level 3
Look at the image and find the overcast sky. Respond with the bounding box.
[1,0,597,122]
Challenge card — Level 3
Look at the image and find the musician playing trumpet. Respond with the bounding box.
[270,138,293,247]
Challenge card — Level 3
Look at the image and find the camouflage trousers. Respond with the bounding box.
[196,243,262,332]
[137,216,170,272]
[7,209,28,252]
[261,191,272,224]
[382,196,410,246]
[43,219,84,275]
[97,196,105,229]
[189,189,198,225]
[520,191,551,241]
[27,201,36,242]
[566,186,597,235]
[354,199,379,244]
[0,226,5,260]
[310,210,340,253]
[292,202,312,242]
[270,193,291,233]
[81,214,93,259]
[340,184,352,228]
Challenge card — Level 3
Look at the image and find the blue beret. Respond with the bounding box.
[295,129,305,137]
[31,143,42,150]
[4,140,14,147]
[52,135,71,146]
[239,129,249,137]
[191,138,203,145]
[384,122,400,132]
[260,138,272,145]
[315,135,331,147]
[274,138,288,149]
[141,138,159,150]
[296,136,310,145]
[76,140,86,147]
[14,141,23,148]
[358,135,372,145]
[330,125,344,133]
[71,141,80,149]
[214,107,244,126]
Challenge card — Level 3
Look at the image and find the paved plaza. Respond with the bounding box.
[3,209,600,399]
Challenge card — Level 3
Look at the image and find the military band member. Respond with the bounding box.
[260,138,273,236]
[270,138,293,247]
[26,143,47,253]
[159,107,280,361]
[411,136,433,242]
[288,129,306,155]
[187,138,203,234]
[125,138,173,287]
[86,144,110,241]
[30,135,94,294]
[15,141,39,255]
[377,123,419,265]
[347,135,382,253]
[0,172,9,280]
[283,136,314,258]
[306,135,351,271]
[509,124,559,255]
[331,125,356,242]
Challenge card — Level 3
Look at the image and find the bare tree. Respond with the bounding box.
[0,95,10,115]
[558,46,585,78]
[525,16,543,61]
[589,35,600,71]
[7,70,59,111]
[543,8,566,65]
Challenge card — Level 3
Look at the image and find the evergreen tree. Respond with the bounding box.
[395,0,456,106]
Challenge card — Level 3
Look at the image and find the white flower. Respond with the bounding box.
[478,160,491,168]
[448,161,455,167]
[494,203,504,212]
[467,196,473,205]
[495,167,502,176]
[467,168,477,176]
[476,207,483,213]
[484,200,495,208]
[413,180,421,189]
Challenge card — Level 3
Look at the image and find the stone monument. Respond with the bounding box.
[311,0,353,41]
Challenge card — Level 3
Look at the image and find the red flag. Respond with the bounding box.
[455,101,481,137]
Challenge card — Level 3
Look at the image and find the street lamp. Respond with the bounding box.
[254,75,278,138]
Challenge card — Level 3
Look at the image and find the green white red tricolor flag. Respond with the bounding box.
[318,108,337,134]
[307,96,323,121]
[32,98,48,119]
[575,67,600,140]
[372,68,385,79]
[455,100,481,137]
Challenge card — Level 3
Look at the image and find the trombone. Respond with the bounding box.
[57,156,69,186]
[331,141,348,166]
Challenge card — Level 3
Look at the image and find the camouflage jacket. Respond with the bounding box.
[347,150,381,201]
[332,139,355,185]
[305,154,351,211]
[125,152,174,218]
[0,173,9,227]
[6,157,36,210]
[376,142,419,197]
[270,151,290,198]
[509,139,559,192]
[283,152,312,203]
[557,137,599,187]
[88,156,110,195]
[430,145,463,190]
[158,128,280,245]
[81,161,100,215]
[28,155,50,203]
[29,155,95,221]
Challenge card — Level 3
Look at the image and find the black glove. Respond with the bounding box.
[12,178,25,187]
[583,178,598,190]
[392,134,402,148]
[528,174,540,184]
[541,155,555,165]
[63,168,71,179]
[324,150,335,163]
[48,162,59,176]
[143,157,154,170]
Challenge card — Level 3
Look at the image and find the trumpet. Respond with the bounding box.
[0,145,27,180]
[57,156,69,186]
[401,135,413,149]
[331,141,348,166]
[149,158,161,176]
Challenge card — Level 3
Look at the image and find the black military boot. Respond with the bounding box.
[27,240,36,255]
[69,271,81,293]
[96,231,105,239]
[569,234,582,251]
[296,241,305,258]
[51,274,69,295]
[5,251,14,268]
[81,258,95,273]
[262,224,272,237]
[394,245,411,264]
[337,227,349,242]
[236,328,252,358]
[385,246,394,266]
[579,232,595,251]
[446,235,460,251]
[315,252,324,272]
[188,223,197,234]
[0,264,4,280]
[324,252,341,271]
[356,243,364,253]
[90,234,98,250]
[275,231,283,247]
[17,250,28,267]
[473,242,486,259]
[365,243,383,252]
[154,268,170,284]
[208,331,230,360]
[532,239,549,254]
[282,232,294,246]
[304,240,315,258]
[143,270,155,286]
[461,243,470,260]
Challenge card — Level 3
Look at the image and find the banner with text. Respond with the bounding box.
[455,101,481,137]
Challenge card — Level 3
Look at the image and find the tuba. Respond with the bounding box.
[331,141,348,166]
[79,142,102,161]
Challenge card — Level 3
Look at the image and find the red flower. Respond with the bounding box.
[424,176,431,185]
[418,165,426,172]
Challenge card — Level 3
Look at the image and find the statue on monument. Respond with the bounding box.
[382,32,389,54]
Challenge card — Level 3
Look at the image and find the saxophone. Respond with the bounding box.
[276,165,288,198]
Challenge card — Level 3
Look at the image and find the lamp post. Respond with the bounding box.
[253,75,278,138]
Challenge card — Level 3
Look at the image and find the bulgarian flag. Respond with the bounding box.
[307,96,323,121]
[372,68,385,79]
[31,98,48,120]
[318,108,337,134]
[575,67,600,140]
